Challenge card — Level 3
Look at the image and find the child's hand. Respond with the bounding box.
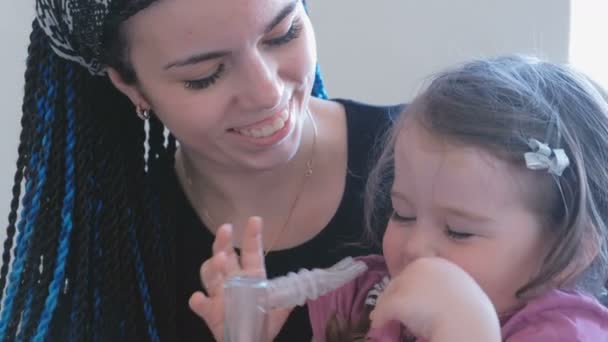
[188,217,292,341]
[370,257,501,342]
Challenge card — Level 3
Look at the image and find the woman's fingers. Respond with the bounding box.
[212,224,234,255]
[240,216,266,277]
[202,217,268,296]
[189,291,225,341]
[200,251,231,296]
[211,223,241,274]
[188,291,212,320]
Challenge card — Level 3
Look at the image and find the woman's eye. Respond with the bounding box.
[265,20,302,46]
[184,64,225,90]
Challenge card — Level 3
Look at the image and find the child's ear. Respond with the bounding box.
[106,67,151,110]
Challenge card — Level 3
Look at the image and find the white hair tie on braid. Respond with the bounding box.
[524,138,570,176]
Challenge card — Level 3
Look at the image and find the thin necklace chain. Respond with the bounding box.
[179,109,317,257]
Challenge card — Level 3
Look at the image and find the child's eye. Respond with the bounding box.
[184,64,225,90]
[390,211,416,223]
[445,226,474,240]
[265,19,303,46]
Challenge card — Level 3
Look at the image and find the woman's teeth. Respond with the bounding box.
[234,110,289,138]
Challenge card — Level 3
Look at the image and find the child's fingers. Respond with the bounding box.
[369,285,402,329]
[240,216,266,277]
[369,297,395,329]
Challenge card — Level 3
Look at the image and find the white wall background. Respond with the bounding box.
[1,1,36,243]
[569,0,608,89]
[308,0,570,104]
[0,0,571,241]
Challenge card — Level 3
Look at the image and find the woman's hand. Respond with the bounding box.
[188,216,292,341]
[370,257,501,342]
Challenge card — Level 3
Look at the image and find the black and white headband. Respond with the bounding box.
[36,0,113,75]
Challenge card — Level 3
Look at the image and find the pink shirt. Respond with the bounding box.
[308,255,608,341]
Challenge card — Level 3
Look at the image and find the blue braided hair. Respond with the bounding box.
[302,0,329,100]
[0,18,162,341]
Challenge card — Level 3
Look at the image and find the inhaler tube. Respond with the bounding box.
[224,276,269,342]
[223,257,367,341]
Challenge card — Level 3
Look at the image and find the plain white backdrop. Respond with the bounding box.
[0,0,574,241]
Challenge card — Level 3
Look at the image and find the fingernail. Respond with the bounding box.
[218,224,231,235]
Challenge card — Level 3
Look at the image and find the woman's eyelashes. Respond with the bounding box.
[184,63,225,90]
[183,19,302,90]
[265,19,302,46]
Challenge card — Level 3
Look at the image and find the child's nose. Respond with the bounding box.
[400,224,439,263]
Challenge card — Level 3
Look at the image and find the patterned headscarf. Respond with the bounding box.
[34,0,327,98]
[36,0,115,75]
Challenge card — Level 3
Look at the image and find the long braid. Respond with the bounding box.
[0,20,41,298]
[130,214,160,342]
[32,57,77,341]
[92,78,142,340]
[91,199,103,342]
[66,63,95,341]
[126,106,168,341]
[120,96,148,341]
[0,29,57,338]
[17,96,65,338]
[141,116,175,337]
[0,22,177,339]
[80,75,148,340]
[18,37,71,340]
[155,130,177,340]
[19,46,74,342]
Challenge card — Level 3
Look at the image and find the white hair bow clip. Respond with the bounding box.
[524,138,570,176]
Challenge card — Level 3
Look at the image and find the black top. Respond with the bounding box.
[175,99,401,341]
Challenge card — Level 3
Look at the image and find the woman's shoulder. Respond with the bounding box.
[332,98,404,118]
[312,96,403,128]
[502,289,608,341]
[333,98,403,133]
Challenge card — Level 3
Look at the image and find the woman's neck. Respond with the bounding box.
[174,112,317,234]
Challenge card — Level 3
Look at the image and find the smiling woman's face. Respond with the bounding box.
[109,0,317,171]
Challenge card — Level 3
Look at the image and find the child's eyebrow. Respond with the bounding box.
[439,206,492,223]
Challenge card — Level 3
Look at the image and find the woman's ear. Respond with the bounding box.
[106,67,150,109]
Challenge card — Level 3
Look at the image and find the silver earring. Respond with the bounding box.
[136,106,150,120]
